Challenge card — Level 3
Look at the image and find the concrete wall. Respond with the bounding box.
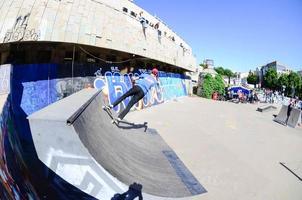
[0,0,197,71]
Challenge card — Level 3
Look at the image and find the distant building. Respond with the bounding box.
[195,59,218,95]
[238,72,249,85]
[258,61,291,83]
[203,59,214,68]
[200,59,217,77]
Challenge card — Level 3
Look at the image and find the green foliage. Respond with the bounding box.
[264,70,301,97]
[247,71,258,86]
[214,67,235,85]
[199,74,225,99]
[214,67,225,75]
[213,74,226,95]
[277,73,288,89]
[288,72,302,89]
[224,69,235,78]
[200,74,215,98]
[214,67,235,77]
[264,68,278,89]
[200,63,207,69]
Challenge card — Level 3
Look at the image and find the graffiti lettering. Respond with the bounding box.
[3,13,40,43]
[93,68,188,112]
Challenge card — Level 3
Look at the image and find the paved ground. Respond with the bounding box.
[126,97,302,200]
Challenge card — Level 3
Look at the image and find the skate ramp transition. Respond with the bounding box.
[274,105,288,125]
[287,108,302,128]
[273,105,302,128]
[28,89,206,199]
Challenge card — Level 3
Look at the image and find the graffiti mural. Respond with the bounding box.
[0,100,39,200]
[0,64,11,95]
[93,68,188,113]
[1,63,97,200]
[3,14,40,43]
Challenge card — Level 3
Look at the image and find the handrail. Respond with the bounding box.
[67,89,102,125]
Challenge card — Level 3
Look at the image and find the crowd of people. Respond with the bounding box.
[212,87,302,109]
[223,89,259,104]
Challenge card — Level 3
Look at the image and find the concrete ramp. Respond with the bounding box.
[287,108,302,128]
[28,89,206,199]
[274,105,288,125]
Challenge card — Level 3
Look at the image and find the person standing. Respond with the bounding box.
[285,99,294,125]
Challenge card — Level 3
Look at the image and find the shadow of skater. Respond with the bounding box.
[117,121,148,132]
[111,182,143,200]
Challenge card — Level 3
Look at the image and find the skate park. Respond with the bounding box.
[0,0,302,199]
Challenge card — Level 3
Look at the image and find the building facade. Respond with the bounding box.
[0,0,197,71]
[258,61,291,83]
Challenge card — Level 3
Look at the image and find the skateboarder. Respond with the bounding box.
[104,68,159,123]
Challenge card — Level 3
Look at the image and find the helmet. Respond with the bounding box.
[151,68,159,77]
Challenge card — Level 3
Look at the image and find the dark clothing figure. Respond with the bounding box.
[108,69,159,121]
[285,103,293,125]
[112,85,145,120]
[111,183,143,200]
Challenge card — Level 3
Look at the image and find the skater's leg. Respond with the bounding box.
[118,87,144,120]
[112,86,140,107]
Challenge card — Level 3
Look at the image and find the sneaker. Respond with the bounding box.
[103,104,113,110]
[111,118,121,125]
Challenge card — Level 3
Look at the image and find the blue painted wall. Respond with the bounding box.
[0,63,190,199]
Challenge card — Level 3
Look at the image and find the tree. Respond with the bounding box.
[277,73,288,92]
[200,74,215,98]
[263,68,278,90]
[247,71,258,87]
[288,72,302,89]
[200,63,207,69]
[224,68,235,84]
[214,67,225,75]
[288,72,302,97]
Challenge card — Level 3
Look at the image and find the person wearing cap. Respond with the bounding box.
[104,68,159,122]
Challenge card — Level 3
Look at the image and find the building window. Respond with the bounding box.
[130,11,137,17]
[122,7,128,13]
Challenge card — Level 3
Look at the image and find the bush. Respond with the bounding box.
[213,74,225,95]
[199,74,225,99]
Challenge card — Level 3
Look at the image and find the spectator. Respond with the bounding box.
[139,11,147,38]
[285,99,294,125]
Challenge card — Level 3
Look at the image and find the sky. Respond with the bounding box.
[134,0,302,72]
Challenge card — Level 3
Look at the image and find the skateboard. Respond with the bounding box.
[102,105,148,131]
[102,105,120,125]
